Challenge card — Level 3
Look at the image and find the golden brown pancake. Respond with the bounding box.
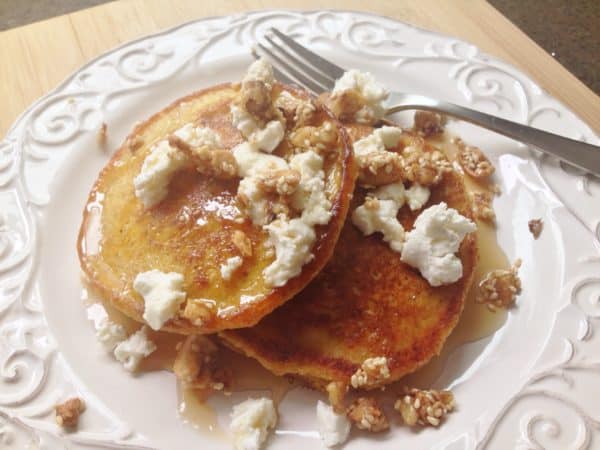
[219,126,477,389]
[78,83,356,334]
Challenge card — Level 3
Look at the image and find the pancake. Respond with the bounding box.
[219,126,477,390]
[78,82,356,334]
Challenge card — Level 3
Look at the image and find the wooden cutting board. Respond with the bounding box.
[0,0,598,136]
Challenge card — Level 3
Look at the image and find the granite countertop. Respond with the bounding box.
[0,0,598,96]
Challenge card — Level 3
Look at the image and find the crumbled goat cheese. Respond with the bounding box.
[371,181,406,203]
[353,126,403,157]
[250,120,285,153]
[289,150,332,226]
[232,142,289,177]
[352,182,406,253]
[230,398,277,450]
[405,184,430,211]
[95,317,127,352]
[262,151,331,287]
[133,140,188,208]
[401,202,476,286]
[134,122,226,208]
[173,123,222,148]
[134,270,187,330]
[243,58,275,86]
[333,70,389,123]
[233,142,290,226]
[316,400,351,447]
[220,256,244,281]
[231,104,284,153]
[262,218,316,287]
[113,326,156,372]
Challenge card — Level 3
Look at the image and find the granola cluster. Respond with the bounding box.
[328,89,367,123]
[232,229,253,257]
[356,150,404,186]
[173,335,231,391]
[168,135,238,179]
[326,381,349,414]
[290,121,340,156]
[181,299,216,326]
[55,397,86,428]
[456,139,495,179]
[472,191,496,223]
[97,122,108,146]
[346,397,389,432]
[413,111,446,137]
[274,91,316,127]
[256,169,301,196]
[528,218,543,239]
[476,259,522,311]
[350,356,391,389]
[401,145,452,186]
[394,387,454,427]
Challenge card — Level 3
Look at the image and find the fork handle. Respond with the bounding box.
[386,93,600,176]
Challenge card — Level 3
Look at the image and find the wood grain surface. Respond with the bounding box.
[0,0,598,137]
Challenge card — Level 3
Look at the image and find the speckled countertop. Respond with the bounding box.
[490,0,599,95]
[0,0,598,95]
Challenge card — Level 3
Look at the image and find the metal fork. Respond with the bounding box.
[255,28,600,176]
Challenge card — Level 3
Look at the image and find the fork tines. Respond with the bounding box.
[253,27,345,94]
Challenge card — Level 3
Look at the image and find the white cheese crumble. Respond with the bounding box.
[289,150,332,226]
[230,397,277,450]
[113,326,156,372]
[316,400,351,447]
[134,122,224,208]
[95,317,127,352]
[233,142,289,226]
[133,140,188,208]
[405,184,430,211]
[173,123,222,148]
[243,58,275,86]
[353,125,403,157]
[262,151,331,287]
[333,69,389,123]
[232,142,289,177]
[231,105,285,153]
[262,218,316,287]
[352,182,406,253]
[133,270,187,330]
[401,202,476,286]
[220,256,243,281]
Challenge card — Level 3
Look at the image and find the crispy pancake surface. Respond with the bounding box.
[220,126,477,389]
[78,83,355,334]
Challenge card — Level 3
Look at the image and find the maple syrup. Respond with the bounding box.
[81,133,513,432]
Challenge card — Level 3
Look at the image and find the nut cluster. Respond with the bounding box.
[476,259,523,311]
[55,397,86,428]
[472,191,496,223]
[528,218,543,239]
[173,335,231,392]
[350,356,390,389]
[394,387,454,427]
[457,141,495,179]
[413,111,446,137]
[346,397,389,432]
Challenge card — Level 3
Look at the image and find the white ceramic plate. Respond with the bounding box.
[1,9,599,450]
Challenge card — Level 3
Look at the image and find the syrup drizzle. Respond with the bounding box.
[81,132,512,435]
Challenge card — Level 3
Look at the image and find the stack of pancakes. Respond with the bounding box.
[78,77,476,394]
